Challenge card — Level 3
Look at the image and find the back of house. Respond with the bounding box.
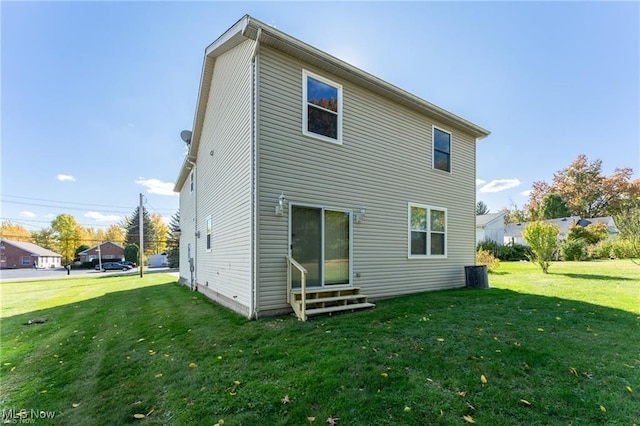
[175,15,490,319]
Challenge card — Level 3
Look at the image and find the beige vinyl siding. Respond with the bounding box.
[195,39,254,310]
[178,174,195,283]
[257,47,476,312]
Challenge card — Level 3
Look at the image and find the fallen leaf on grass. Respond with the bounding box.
[480,375,487,386]
[457,391,467,397]
[307,417,316,423]
[326,416,339,425]
[520,399,532,407]
[133,414,145,419]
[627,386,633,393]
[537,328,544,332]
[569,367,578,377]
[72,403,80,408]
[463,415,475,423]
[404,406,411,412]
[281,395,290,404]
[214,420,224,426]
[599,405,606,413]
[381,372,388,378]
[155,373,163,378]
[189,362,197,368]
[436,337,445,342]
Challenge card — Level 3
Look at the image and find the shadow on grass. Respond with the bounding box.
[2,283,639,425]
[550,272,638,281]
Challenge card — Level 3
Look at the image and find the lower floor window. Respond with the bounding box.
[409,203,447,257]
[22,256,32,265]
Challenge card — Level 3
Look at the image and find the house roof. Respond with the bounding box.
[77,241,124,255]
[476,212,506,228]
[0,239,62,257]
[504,216,608,239]
[175,14,491,191]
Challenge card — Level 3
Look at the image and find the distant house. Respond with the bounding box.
[476,212,507,246]
[77,241,125,263]
[148,253,169,268]
[577,216,619,237]
[174,15,490,320]
[504,216,618,246]
[0,239,62,269]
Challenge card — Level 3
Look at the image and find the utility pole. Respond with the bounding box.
[139,193,144,278]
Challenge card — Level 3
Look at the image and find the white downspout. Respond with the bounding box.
[186,157,197,291]
[249,28,262,319]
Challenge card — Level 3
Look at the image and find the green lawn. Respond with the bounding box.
[1,262,638,425]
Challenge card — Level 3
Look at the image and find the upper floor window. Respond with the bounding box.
[409,203,447,258]
[303,70,342,144]
[433,126,451,172]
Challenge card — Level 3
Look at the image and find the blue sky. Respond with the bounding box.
[2,1,638,232]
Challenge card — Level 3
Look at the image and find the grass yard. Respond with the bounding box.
[1,262,638,425]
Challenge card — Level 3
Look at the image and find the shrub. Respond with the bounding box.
[611,238,635,259]
[559,239,587,261]
[477,239,499,254]
[588,239,614,260]
[476,249,500,272]
[522,221,559,274]
[495,244,530,261]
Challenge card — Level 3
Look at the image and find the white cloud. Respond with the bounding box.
[476,179,486,186]
[135,178,178,196]
[19,211,36,218]
[57,174,75,182]
[84,211,121,222]
[479,179,522,193]
[520,189,532,197]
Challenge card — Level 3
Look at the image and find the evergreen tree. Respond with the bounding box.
[124,207,156,255]
[167,210,180,268]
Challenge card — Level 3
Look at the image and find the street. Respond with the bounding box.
[0,266,176,282]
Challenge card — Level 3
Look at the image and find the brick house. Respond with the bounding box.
[0,239,62,269]
[77,241,125,263]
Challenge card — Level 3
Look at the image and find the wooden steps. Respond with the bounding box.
[289,287,375,320]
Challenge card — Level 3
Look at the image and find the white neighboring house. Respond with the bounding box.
[148,253,169,268]
[503,216,618,246]
[475,212,507,246]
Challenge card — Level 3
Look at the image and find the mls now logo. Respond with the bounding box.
[2,408,56,423]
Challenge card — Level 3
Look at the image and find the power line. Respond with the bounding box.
[1,195,176,212]
[0,217,114,228]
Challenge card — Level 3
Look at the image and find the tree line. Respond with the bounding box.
[478,154,639,222]
[0,208,180,265]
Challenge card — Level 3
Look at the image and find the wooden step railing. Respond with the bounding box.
[286,255,308,321]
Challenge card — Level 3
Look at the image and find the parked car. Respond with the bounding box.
[120,261,137,268]
[96,262,132,272]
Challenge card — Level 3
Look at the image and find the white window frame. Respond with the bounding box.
[408,203,448,258]
[432,125,452,173]
[302,69,343,145]
[205,215,212,252]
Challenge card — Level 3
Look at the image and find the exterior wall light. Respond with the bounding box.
[275,193,286,216]
[355,206,367,223]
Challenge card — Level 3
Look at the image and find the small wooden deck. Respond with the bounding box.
[289,286,374,320]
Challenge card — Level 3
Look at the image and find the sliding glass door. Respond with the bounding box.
[290,206,351,288]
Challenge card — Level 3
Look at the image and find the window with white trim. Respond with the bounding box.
[303,70,342,143]
[22,256,31,265]
[433,126,451,172]
[409,203,447,257]
[206,215,212,252]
